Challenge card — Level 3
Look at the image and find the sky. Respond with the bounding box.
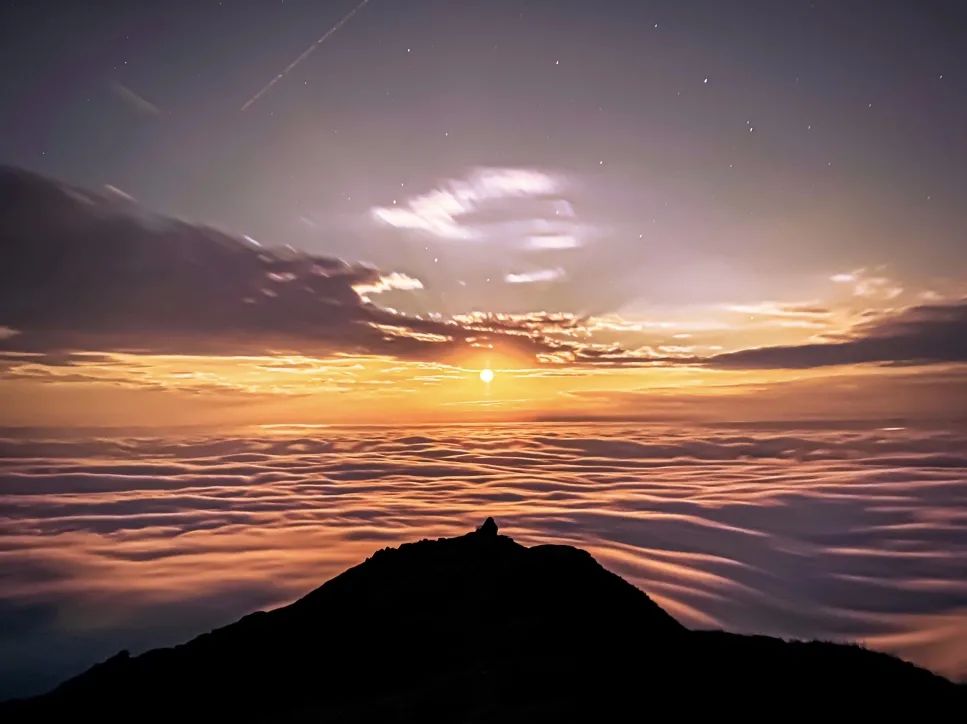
[1,0,966,426]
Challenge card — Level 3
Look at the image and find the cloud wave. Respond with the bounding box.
[0,422,964,695]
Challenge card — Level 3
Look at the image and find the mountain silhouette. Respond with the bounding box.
[2,518,963,721]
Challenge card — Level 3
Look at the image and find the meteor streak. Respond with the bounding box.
[241,0,372,111]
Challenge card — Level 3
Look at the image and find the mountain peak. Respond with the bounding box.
[3,523,962,720]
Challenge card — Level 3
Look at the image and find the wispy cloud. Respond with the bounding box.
[723,301,832,329]
[504,268,566,284]
[724,302,830,319]
[369,322,451,344]
[372,167,558,239]
[352,272,423,300]
[831,267,903,300]
[371,167,587,249]
[525,234,581,250]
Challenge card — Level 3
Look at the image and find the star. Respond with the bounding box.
[703,76,709,84]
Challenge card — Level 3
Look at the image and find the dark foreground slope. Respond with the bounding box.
[3,519,963,721]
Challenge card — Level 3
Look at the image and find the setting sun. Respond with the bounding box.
[479,368,495,384]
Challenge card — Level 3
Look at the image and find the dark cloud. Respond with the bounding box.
[710,302,967,369]
[0,167,570,362]
[0,166,369,353]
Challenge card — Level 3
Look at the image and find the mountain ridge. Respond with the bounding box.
[3,518,963,721]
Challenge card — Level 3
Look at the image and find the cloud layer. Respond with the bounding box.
[0,422,964,696]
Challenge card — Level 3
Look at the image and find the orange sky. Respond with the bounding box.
[4,347,965,428]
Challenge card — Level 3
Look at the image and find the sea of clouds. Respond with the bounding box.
[1,422,965,696]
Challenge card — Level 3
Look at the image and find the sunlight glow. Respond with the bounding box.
[479,368,495,384]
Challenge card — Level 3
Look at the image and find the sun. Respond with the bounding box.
[479,368,495,384]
